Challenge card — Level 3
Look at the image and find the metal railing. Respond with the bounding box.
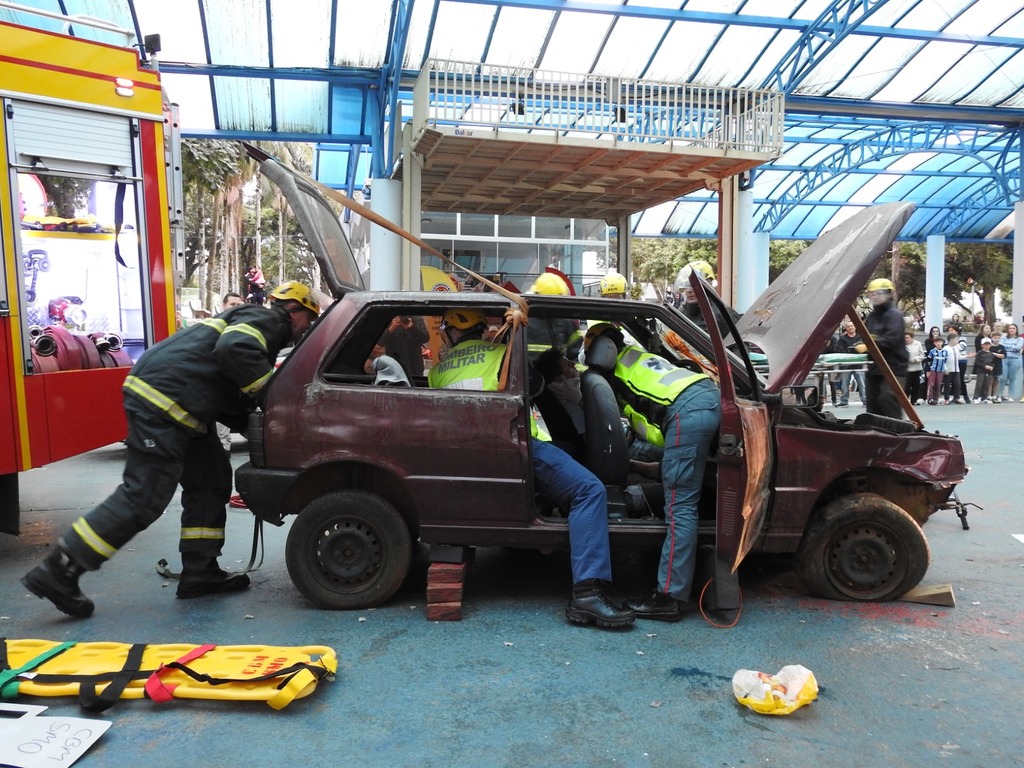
[413,60,785,156]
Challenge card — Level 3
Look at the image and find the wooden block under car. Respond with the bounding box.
[428,562,468,585]
[898,583,956,607]
[426,601,463,621]
[427,582,464,603]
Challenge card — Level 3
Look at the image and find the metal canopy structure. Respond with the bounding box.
[403,61,784,220]
[6,0,1024,242]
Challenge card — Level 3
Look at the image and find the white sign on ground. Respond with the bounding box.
[0,703,110,768]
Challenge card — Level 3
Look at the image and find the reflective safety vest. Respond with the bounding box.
[530,406,551,442]
[613,345,710,447]
[428,339,506,391]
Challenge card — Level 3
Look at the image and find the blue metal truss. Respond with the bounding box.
[761,122,1020,233]
[759,0,887,94]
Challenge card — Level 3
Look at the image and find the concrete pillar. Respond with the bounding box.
[1014,201,1024,327]
[368,178,402,291]
[735,183,752,309]
[718,177,737,306]
[738,231,770,312]
[925,234,945,330]
[401,122,423,290]
[616,214,631,282]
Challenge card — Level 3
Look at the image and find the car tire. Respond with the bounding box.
[796,493,930,602]
[285,490,412,610]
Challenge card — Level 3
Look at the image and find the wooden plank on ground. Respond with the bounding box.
[898,583,956,607]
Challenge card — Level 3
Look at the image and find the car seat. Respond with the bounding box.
[372,355,411,386]
[581,334,629,485]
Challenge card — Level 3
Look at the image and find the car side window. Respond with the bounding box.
[322,309,433,385]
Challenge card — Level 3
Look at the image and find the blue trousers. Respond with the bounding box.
[1001,356,1022,400]
[658,379,720,601]
[531,438,612,584]
[838,371,865,404]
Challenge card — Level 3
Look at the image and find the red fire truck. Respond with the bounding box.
[0,10,182,533]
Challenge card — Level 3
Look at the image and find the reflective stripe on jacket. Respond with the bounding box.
[428,339,506,391]
[124,304,292,432]
[615,346,708,405]
[613,345,710,447]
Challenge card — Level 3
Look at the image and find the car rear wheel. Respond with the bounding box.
[286,490,412,610]
[796,493,930,602]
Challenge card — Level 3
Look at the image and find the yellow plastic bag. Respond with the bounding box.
[732,664,818,715]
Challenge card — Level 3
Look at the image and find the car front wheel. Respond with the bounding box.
[285,490,412,610]
[796,493,930,602]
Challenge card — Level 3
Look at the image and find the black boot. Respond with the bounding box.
[565,579,635,628]
[626,588,684,622]
[22,546,95,618]
[176,553,250,599]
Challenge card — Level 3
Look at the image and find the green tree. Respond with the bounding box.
[181,139,245,302]
[946,242,1012,325]
[767,240,807,281]
[629,238,688,298]
[877,241,1012,328]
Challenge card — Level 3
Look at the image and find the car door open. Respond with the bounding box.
[689,272,772,611]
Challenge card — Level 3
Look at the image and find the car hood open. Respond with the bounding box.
[735,202,914,394]
[244,143,363,299]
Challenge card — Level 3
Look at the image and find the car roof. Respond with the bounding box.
[735,202,915,394]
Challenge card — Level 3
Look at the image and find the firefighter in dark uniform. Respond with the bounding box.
[863,277,909,419]
[586,324,720,622]
[429,307,634,628]
[21,281,320,618]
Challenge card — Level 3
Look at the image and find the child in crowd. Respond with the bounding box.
[989,331,1006,401]
[926,336,948,405]
[972,338,996,403]
[944,331,964,404]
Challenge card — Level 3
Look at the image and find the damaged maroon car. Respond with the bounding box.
[236,155,969,613]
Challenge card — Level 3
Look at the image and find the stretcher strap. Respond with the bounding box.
[494,307,524,391]
[160,658,330,688]
[0,639,76,699]
[144,644,216,703]
[154,657,332,710]
[78,643,147,713]
[113,182,127,267]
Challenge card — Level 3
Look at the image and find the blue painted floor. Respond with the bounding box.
[1,403,1021,767]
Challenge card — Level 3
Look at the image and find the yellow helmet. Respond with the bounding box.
[529,273,570,296]
[867,278,894,292]
[676,260,716,290]
[599,271,627,296]
[442,307,487,330]
[583,322,614,349]
[269,281,320,314]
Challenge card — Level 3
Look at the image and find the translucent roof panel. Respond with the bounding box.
[275,81,329,133]
[484,7,556,70]
[538,10,615,72]
[333,0,394,68]
[213,76,272,132]
[270,0,332,68]
[7,0,1024,242]
[205,0,269,67]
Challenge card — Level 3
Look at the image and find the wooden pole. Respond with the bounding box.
[848,309,924,429]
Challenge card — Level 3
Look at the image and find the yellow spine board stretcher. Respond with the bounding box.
[0,639,336,712]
